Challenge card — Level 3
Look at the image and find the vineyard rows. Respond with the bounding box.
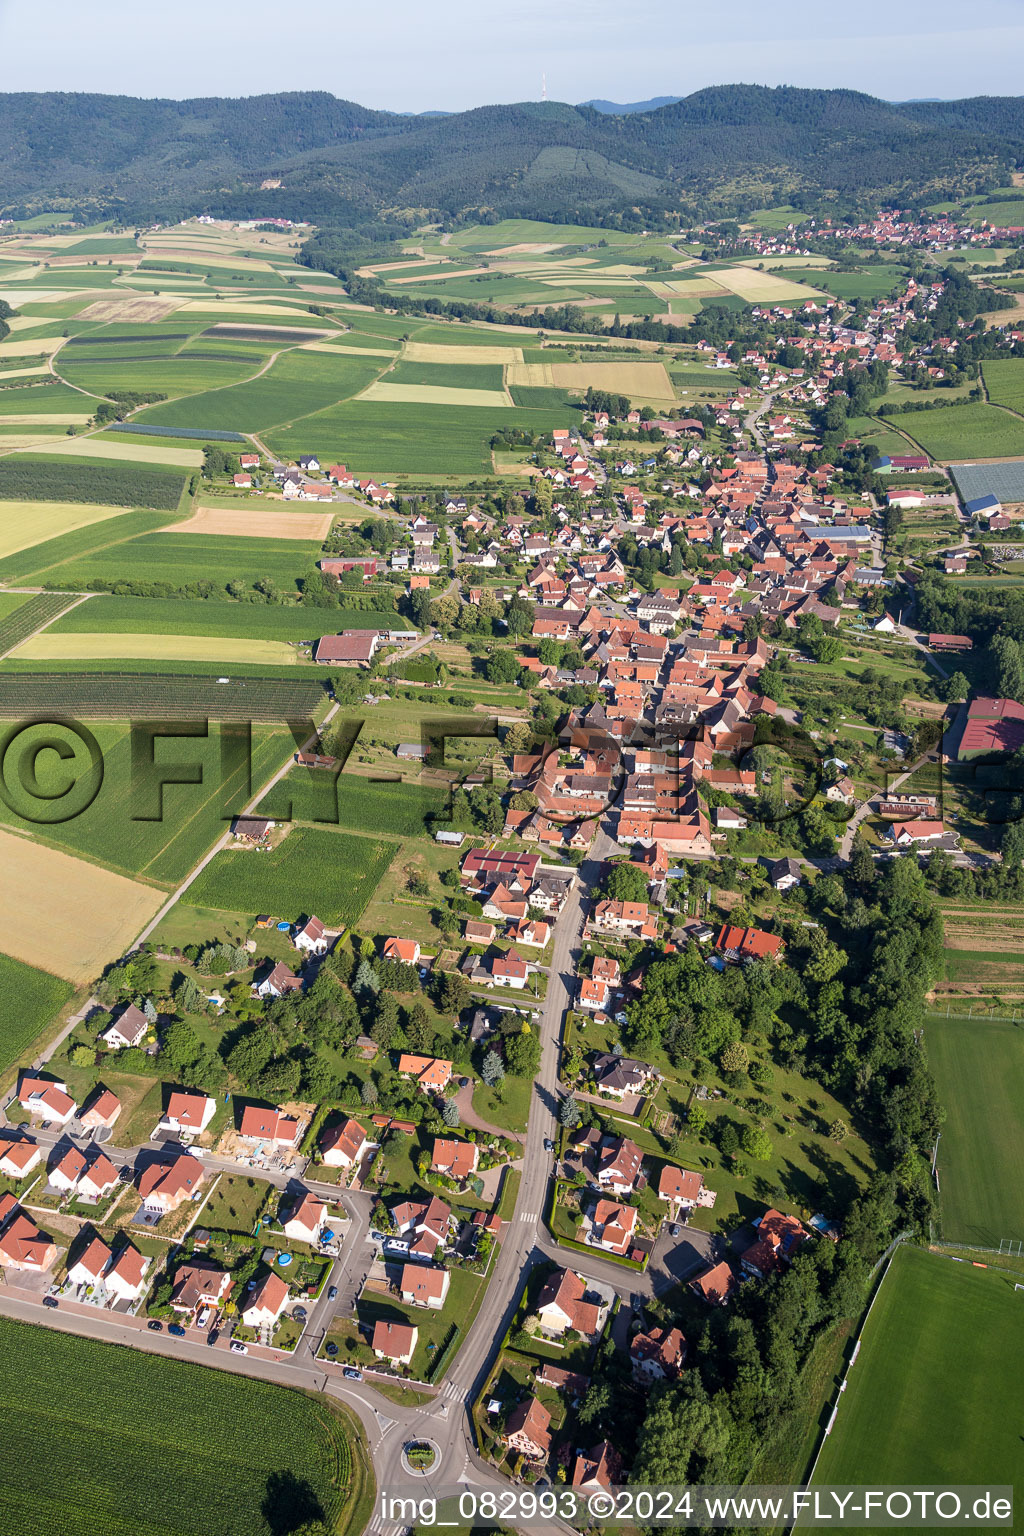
[0,671,327,719]
[0,593,79,657]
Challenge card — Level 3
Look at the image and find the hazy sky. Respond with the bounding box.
[2,0,1022,110]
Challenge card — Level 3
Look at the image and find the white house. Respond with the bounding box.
[400,1263,450,1309]
[282,1190,326,1245]
[104,1243,150,1302]
[159,1090,216,1135]
[67,1235,112,1290]
[242,1270,290,1328]
[320,1117,372,1169]
[100,1003,149,1050]
[294,916,328,956]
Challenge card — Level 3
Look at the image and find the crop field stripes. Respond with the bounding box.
[0,671,327,719]
[0,592,84,658]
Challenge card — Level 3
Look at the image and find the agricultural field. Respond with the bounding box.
[140,348,385,433]
[173,504,335,540]
[0,509,186,586]
[47,595,390,642]
[0,828,164,983]
[258,766,449,834]
[927,1013,1024,1247]
[0,459,186,509]
[20,436,203,469]
[25,529,323,594]
[184,824,398,927]
[981,358,1024,414]
[811,1247,1024,1493]
[0,719,297,885]
[895,402,1024,461]
[0,592,78,654]
[507,358,675,401]
[0,955,74,1078]
[12,633,303,666]
[0,1317,368,1536]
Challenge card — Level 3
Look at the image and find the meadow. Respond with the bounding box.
[0,955,74,1077]
[812,267,909,300]
[32,530,324,594]
[0,381,98,414]
[811,1247,1024,1493]
[895,401,1024,461]
[48,595,395,642]
[184,824,397,927]
[0,1317,365,1536]
[926,1013,1024,1246]
[258,766,449,834]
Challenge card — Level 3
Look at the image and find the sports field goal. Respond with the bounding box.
[998,1239,1023,1257]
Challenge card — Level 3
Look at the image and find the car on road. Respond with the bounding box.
[147,1319,163,1331]
[42,1296,59,1309]
[168,1324,186,1337]
[229,1340,248,1355]
[544,1138,554,1152]
[342,1367,362,1381]
[328,1286,338,1300]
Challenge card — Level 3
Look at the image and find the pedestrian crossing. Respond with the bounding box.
[519,1210,539,1222]
[440,1378,464,1402]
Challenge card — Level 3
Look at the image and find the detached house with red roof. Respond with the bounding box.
[596,1136,643,1195]
[397,1055,452,1094]
[373,1319,418,1365]
[158,1090,216,1135]
[715,924,784,962]
[238,1105,301,1148]
[282,1190,326,1246]
[400,1263,450,1309]
[242,1270,291,1328]
[631,1325,686,1384]
[504,1396,551,1461]
[536,1267,601,1337]
[383,937,421,966]
[18,1075,77,1126]
[321,1116,372,1169]
[431,1138,480,1181]
[741,1208,808,1278]
[138,1155,205,1216]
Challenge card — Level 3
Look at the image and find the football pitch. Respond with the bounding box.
[811,1246,1024,1494]
[927,1013,1024,1246]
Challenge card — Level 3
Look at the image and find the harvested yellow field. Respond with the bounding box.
[179,299,335,318]
[14,633,299,667]
[403,342,523,365]
[0,335,65,356]
[508,359,675,402]
[206,321,331,337]
[175,505,335,540]
[0,364,50,380]
[390,267,491,284]
[357,380,513,408]
[0,413,92,425]
[0,290,79,305]
[708,265,826,301]
[77,296,184,322]
[663,277,730,296]
[19,437,203,468]
[0,500,131,559]
[761,255,835,269]
[0,829,164,985]
[301,341,395,357]
[0,432,74,450]
[484,242,561,255]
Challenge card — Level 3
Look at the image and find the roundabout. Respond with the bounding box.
[401,1438,440,1477]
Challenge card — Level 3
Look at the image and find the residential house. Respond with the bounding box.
[18,1076,77,1126]
[596,1136,643,1195]
[383,937,421,966]
[47,1146,87,1193]
[79,1088,121,1132]
[321,1117,371,1169]
[282,1190,326,1246]
[631,1325,687,1384]
[137,1154,205,1215]
[170,1260,234,1314]
[431,1138,480,1180]
[104,1242,150,1302]
[294,916,329,956]
[504,1396,551,1461]
[77,1152,118,1202]
[100,1003,149,1050]
[254,960,303,999]
[400,1263,450,1309]
[588,1198,638,1255]
[572,1441,622,1493]
[577,976,610,1012]
[741,1208,808,1278]
[536,1267,600,1336]
[0,1140,41,1180]
[715,925,784,962]
[397,1055,453,1094]
[689,1260,739,1306]
[238,1105,301,1148]
[0,1194,57,1272]
[392,1196,452,1257]
[67,1235,112,1289]
[658,1165,704,1216]
[766,857,803,892]
[242,1270,291,1328]
[159,1090,216,1135]
[373,1319,418,1365]
[592,1054,655,1099]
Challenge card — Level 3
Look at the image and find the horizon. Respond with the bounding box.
[1,0,1022,111]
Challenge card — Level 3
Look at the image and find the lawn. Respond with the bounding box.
[0,955,74,1079]
[184,825,398,928]
[811,1246,1024,1493]
[926,1013,1024,1247]
[896,401,1024,461]
[200,1174,272,1235]
[257,767,449,835]
[0,1316,369,1536]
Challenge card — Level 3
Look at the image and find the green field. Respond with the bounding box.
[0,510,185,587]
[258,766,449,834]
[0,459,185,509]
[0,955,74,1077]
[184,824,397,926]
[31,531,323,594]
[387,359,506,390]
[0,382,98,414]
[0,721,296,884]
[812,267,909,301]
[927,1014,1024,1246]
[49,595,398,640]
[982,358,1024,415]
[895,401,1024,461]
[0,1317,365,1536]
[265,401,581,477]
[141,349,385,432]
[811,1246,1024,1495]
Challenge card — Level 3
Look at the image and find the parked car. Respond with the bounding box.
[207,1329,219,1346]
[118,1167,132,1183]
[670,1224,680,1238]
[544,1138,554,1152]
[328,1286,338,1300]
[42,1296,59,1309]
[342,1367,362,1381]
[147,1319,163,1331]
[230,1341,248,1355]
[168,1324,186,1337]
[370,1231,385,1242]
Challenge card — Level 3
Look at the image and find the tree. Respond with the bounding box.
[360,1078,379,1106]
[741,1124,773,1161]
[441,1098,460,1128]
[354,960,380,1000]
[481,1049,505,1087]
[503,721,533,755]
[943,671,969,702]
[430,593,459,634]
[829,1118,849,1142]
[505,596,534,636]
[175,975,205,1014]
[559,1094,581,1129]
[720,1041,749,1075]
[688,1102,708,1137]
[70,1044,94,1067]
[602,862,648,904]
[505,1027,541,1076]
[487,648,522,684]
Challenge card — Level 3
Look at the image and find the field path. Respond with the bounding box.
[129,702,340,950]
